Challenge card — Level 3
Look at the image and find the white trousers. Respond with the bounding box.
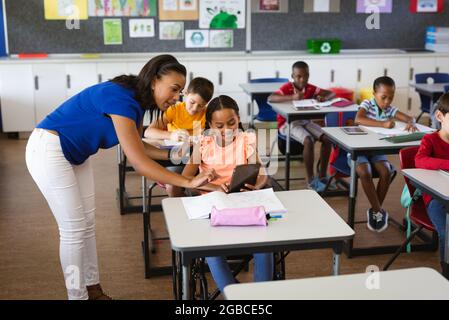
[25,129,99,300]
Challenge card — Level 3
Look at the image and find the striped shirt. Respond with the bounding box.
[359,97,398,121]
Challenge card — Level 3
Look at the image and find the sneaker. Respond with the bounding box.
[320,177,338,191]
[366,208,377,232]
[376,209,389,233]
[307,177,326,193]
[366,208,389,233]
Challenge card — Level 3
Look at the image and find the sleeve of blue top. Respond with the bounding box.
[97,84,142,125]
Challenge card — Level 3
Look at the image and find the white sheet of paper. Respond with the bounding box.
[163,0,178,11]
[313,0,330,12]
[360,121,436,136]
[181,188,287,220]
[129,19,155,38]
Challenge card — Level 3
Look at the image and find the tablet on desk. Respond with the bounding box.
[341,127,368,135]
[228,164,261,193]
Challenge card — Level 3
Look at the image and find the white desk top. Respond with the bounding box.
[322,127,422,152]
[269,102,358,118]
[239,82,283,95]
[162,190,354,252]
[224,268,449,300]
[402,169,449,201]
[410,82,449,93]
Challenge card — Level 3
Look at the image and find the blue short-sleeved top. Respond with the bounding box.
[37,81,144,165]
[359,97,398,121]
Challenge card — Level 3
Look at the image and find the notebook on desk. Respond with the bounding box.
[292,97,352,110]
[181,188,287,220]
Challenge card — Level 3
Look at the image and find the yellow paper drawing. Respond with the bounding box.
[44,0,88,20]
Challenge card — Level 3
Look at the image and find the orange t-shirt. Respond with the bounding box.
[198,131,257,187]
[165,102,206,135]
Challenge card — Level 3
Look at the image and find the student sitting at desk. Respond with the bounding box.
[175,95,273,294]
[416,92,449,270]
[144,77,214,196]
[268,61,335,192]
[355,76,417,233]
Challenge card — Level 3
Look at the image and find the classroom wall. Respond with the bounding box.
[252,0,449,50]
[4,1,449,54]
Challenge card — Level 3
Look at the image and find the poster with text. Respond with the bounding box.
[103,19,123,45]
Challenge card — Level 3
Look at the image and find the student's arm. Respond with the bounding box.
[355,108,395,128]
[111,114,217,188]
[268,86,303,103]
[144,114,172,140]
[394,111,417,132]
[315,89,336,102]
[415,135,449,170]
[181,148,225,192]
[240,153,268,192]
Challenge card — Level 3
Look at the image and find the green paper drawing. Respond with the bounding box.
[209,10,238,29]
[199,0,245,29]
[103,19,123,45]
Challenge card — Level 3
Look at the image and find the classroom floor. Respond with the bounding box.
[0,126,442,300]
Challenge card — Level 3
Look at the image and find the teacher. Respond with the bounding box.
[25,54,216,300]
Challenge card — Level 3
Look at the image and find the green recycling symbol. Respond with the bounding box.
[321,42,332,53]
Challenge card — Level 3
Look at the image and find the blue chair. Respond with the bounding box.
[415,73,449,122]
[324,111,396,192]
[250,78,288,122]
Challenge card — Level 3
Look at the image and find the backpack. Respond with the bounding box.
[400,185,422,253]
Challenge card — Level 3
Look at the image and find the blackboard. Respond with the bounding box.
[5,0,246,54]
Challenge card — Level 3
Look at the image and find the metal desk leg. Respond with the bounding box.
[182,263,191,300]
[332,252,340,276]
[285,118,291,191]
[444,205,449,279]
[142,176,151,279]
[249,97,255,129]
[346,156,357,258]
[332,243,343,275]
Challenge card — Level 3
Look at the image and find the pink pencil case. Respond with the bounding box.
[210,206,268,227]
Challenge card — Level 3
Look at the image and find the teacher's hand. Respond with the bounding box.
[188,169,219,189]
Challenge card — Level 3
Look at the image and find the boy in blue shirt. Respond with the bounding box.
[355,76,417,232]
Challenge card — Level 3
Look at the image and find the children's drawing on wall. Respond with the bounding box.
[159,21,184,40]
[259,0,280,11]
[129,19,155,37]
[410,0,444,13]
[89,0,156,16]
[199,0,245,29]
[209,30,233,48]
[185,30,209,47]
[179,0,197,10]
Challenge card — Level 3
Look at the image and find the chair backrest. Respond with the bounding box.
[415,73,449,84]
[415,73,449,113]
[399,146,435,231]
[445,84,449,93]
[325,111,357,176]
[250,78,288,122]
[249,78,288,84]
[325,111,357,127]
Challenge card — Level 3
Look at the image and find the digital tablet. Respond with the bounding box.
[228,164,261,193]
[341,127,368,135]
